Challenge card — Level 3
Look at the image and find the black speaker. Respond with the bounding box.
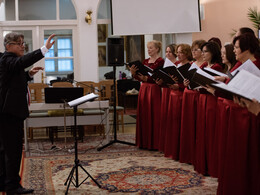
[106,37,124,66]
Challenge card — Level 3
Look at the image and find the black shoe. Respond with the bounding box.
[0,186,4,192]
[6,187,34,194]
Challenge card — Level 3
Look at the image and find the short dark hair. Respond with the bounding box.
[208,37,222,49]
[239,27,255,36]
[233,33,259,54]
[201,41,222,65]
[4,32,24,49]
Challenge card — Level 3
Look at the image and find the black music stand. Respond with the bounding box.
[64,93,101,194]
[44,87,84,145]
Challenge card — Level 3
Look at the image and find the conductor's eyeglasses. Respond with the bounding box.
[8,42,26,47]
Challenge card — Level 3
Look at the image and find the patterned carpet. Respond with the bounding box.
[21,135,218,194]
[25,134,137,157]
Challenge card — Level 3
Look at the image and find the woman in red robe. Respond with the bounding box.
[157,44,177,152]
[130,40,164,150]
[217,33,260,195]
[194,41,224,177]
[164,44,193,160]
[210,43,237,179]
[179,39,206,164]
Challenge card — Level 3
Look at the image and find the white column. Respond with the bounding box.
[144,35,153,59]
[175,33,193,45]
[72,0,100,82]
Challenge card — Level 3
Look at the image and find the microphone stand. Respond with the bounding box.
[68,78,135,150]
[97,64,135,151]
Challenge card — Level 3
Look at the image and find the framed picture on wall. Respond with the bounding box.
[98,46,106,66]
[98,24,108,43]
[125,35,145,63]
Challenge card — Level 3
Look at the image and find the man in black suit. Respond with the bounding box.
[0,32,55,194]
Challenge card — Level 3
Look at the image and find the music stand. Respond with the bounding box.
[44,87,84,146]
[64,93,101,194]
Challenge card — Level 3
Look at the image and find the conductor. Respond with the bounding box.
[0,32,55,194]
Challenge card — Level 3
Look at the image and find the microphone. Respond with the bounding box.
[68,79,102,93]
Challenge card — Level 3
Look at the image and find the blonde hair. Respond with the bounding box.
[147,40,162,53]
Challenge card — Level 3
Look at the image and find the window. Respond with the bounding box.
[1,0,76,21]
[44,30,74,77]
[19,0,56,20]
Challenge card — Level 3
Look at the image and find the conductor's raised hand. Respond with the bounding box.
[45,34,56,49]
[29,66,44,77]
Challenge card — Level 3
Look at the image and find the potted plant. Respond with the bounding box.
[247,7,260,31]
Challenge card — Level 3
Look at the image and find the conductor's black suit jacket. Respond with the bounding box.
[0,49,44,120]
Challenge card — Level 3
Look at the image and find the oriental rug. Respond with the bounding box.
[26,133,137,157]
[21,150,218,194]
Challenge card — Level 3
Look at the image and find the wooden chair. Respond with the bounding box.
[76,81,99,95]
[28,83,49,103]
[52,81,73,87]
[28,83,49,139]
[98,80,124,132]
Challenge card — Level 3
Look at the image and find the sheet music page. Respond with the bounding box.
[204,67,228,77]
[68,93,99,107]
[163,58,176,68]
[196,68,216,81]
[148,72,153,76]
[188,62,200,71]
[228,69,260,101]
[213,70,260,101]
[231,59,260,77]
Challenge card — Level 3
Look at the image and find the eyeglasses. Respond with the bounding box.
[202,50,209,53]
[192,48,201,52]
[8,42,26,47]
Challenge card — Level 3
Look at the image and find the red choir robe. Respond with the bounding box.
[217,59,260,195]
[179,62,205,164]
[179,88,200,164]
[194,62,223,177]
[163,62,186,160]
[164,87,184,160]
[135,57,164,150]
[158,87,172,152]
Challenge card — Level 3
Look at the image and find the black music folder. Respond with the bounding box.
[45,87,84,103]
[163,63,191,83]
[151,69,176,85]
[127,60,154,76]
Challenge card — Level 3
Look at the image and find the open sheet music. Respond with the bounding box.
[191,68,219,87]
[211,69,260,102]
[231,59,260,77]
[203,67,228,77]
[163,57,176,68]
[188,62,200,71]
[68,93,99,107]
